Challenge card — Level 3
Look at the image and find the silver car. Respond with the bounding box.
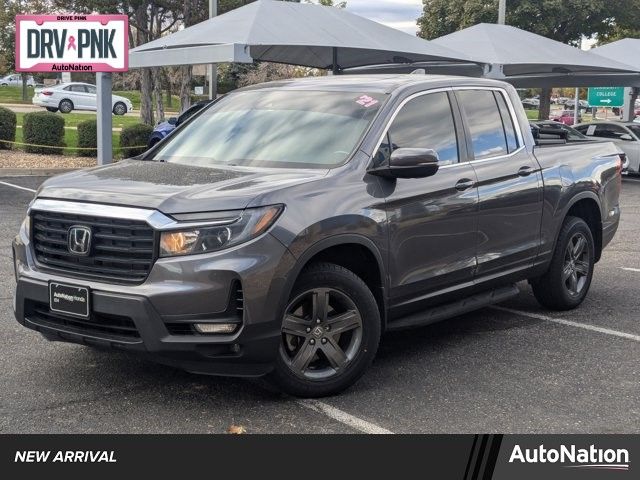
[575,121,640,174]
[0,74,35,87]
[32,82,133,115]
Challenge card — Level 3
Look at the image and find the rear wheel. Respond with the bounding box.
[531,216,594,310]
[270,263,381,397]
[58,99,73,113]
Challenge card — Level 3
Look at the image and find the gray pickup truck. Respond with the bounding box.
[13,75,622,397]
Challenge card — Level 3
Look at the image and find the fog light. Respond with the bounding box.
[194,323,237,334]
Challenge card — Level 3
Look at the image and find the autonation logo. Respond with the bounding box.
[509,444,630,471]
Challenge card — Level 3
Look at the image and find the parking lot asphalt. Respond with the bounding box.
[1,175,638,434]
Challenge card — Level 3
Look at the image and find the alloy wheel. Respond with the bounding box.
[562,232,590,297]
[280,287,363,380]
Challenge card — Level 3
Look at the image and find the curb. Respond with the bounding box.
[0,168,79,176]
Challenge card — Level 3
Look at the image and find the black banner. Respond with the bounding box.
[0,434,636,479]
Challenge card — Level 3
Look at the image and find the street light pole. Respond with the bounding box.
[208,0,218,100]
[498,0,506,25]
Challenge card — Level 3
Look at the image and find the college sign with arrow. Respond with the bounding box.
[587,87,625,108]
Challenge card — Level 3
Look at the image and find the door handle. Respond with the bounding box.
[455,178,475,191]
[518,166,535,177]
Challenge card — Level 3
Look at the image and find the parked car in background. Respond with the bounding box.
[530,120,591,142]
[1,74,36,87]
[13,76,623,397]
[549,110,581,126]
[564,99,590,111]
[147,100,212,148]
[32,82,133,115]
[522,98,540,109]
[575,121,640,173]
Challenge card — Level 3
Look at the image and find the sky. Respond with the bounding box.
[345,0,423,36]
[343,0,596,50]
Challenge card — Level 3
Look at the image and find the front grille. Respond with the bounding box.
[25,300,140,341]
[31,210,157,283]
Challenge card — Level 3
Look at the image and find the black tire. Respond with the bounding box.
[148,137,160,149]
[58,99,73,113]
[46,107,58,113]
[270,262,381,398]
[531,216,595,310]
[113,102,127,116]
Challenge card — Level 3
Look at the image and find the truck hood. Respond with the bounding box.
[36,160,328,214]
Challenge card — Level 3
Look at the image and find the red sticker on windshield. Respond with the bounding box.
[356,95,379,107]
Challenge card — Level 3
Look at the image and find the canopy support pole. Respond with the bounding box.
[623,87,639,122]
[332,47,340,75]
[96,72,113,166]
[573,88,579,126]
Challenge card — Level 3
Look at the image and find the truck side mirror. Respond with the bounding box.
[620,134,634,141]
[168,117,178,126]
[369,148,440,179]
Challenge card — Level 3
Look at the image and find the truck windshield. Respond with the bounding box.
[150,90,387,169]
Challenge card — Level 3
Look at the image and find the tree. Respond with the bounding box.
[0,0,51,99]
[417,0,634,119]
[418,0,620,44]
[307,0,347,7]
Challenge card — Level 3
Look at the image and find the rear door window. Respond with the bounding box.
[457,90,508,160]
[494,92,519,152]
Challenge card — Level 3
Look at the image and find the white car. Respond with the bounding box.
[32,82,133,115]
[574,121,640,173]
[0,74,36,87]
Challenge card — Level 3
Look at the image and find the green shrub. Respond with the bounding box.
[0,106,17,150]
[119,123,153,157]
[23,111,65,154]
[77,119,97,157]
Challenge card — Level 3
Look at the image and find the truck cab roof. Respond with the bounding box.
[237,74,511,95]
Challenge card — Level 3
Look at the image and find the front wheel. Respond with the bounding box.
[46,107,58,112]
[270,263,381,397]
[113,102,127,115]
[531,216,595,310]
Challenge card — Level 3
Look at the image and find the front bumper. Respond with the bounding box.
[13,227,296,377]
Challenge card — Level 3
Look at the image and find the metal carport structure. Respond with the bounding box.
[430,23,640,88]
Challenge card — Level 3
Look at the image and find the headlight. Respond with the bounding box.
[159,205,283,257]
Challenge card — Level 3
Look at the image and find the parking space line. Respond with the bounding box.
[621,267,640,273]
[0,181,36,193]
[296,399,394,434]
[491,306,640,342]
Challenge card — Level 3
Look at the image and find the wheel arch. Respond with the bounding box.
[280,235,388,330]
[562,193,603,262]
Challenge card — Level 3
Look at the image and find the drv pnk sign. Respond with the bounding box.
[587,87,625,108]
[16,15,128,72]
